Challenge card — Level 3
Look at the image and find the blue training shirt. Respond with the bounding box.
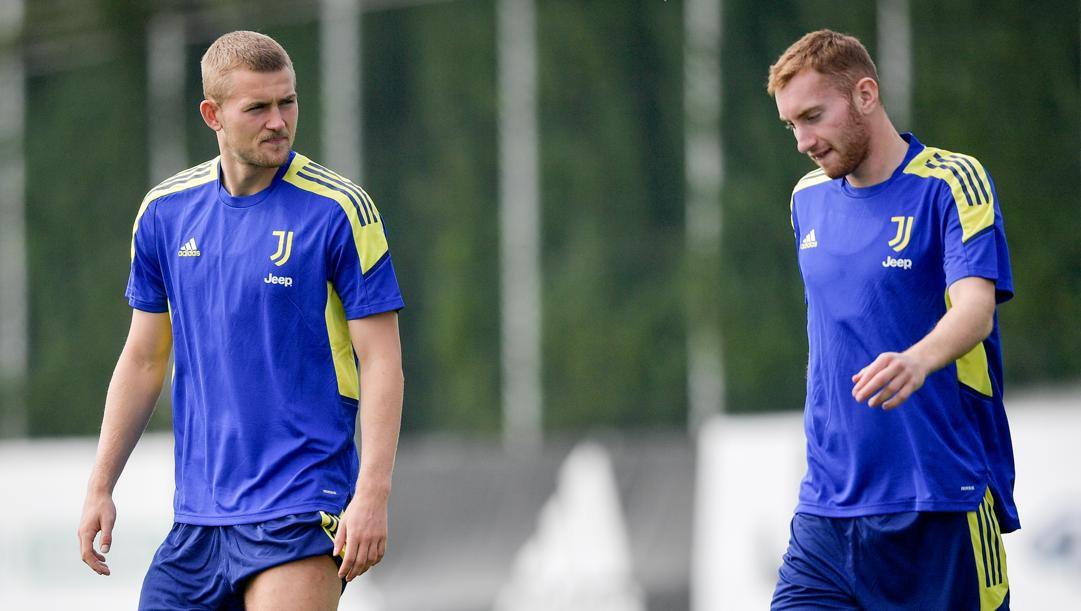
[125,152,404,525]
[789,133,1019,532]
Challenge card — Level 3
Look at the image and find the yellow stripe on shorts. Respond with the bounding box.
[319,510,345,559]
[966,489,1009,610]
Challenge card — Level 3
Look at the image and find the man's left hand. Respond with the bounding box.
[852,351,928,410]
[333,492,389,581]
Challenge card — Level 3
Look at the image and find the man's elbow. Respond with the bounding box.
[952,278,997,342]
[969,303,995,342]
[362,354,404,383]
[978,312,995,342]
[120,345,169,374]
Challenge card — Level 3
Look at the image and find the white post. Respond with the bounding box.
[684,0,725,430]
[320,0,362,180]
[497,0,542,453]
[147,12,188,182]
[877,0,912,130]
[145,11,188,419]
[0,0,27,438]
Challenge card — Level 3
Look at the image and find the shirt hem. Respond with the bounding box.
[796,498,982,517]
[174,501,346,526]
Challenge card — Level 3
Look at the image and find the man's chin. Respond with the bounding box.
[244,150,290,169]
[821,165,848,179]
[265,152,290,168]
[817,155,860,180]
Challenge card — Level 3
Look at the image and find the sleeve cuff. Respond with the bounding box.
[345,297,405,320]
[127,296,169,313]
[945,268,1013,304]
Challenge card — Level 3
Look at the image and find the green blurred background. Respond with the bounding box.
[10,0,1080,437]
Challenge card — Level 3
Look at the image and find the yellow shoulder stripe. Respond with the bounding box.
[283,153,389,274]
[130,158,220,260]
[790,169,830,230]
[792,168,830,194]
[904,147,994,242]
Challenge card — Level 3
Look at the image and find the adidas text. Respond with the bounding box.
[264,273,294,287]
[882,255,913,270]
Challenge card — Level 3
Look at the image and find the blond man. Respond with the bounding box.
[78,31,404,610]
[769,30,1015,609]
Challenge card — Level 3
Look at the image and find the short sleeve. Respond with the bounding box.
[940,163,1013,304]
[125,201,169,312]
[326,205,405,320]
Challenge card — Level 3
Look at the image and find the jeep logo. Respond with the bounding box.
[881,255,913,270]
[264,273,294,287]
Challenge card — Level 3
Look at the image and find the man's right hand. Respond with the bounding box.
[77,492,116,575]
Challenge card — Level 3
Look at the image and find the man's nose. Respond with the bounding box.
[795,127,815,155]
[265,107,286,131]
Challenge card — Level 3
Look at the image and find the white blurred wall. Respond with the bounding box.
[0,434,383,610]
[1,386,1077,610]
[694,387,1081,609]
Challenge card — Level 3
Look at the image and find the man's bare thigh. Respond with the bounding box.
[244,554,341,611]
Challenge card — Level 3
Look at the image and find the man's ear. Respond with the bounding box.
[852,77,880,115]
[199,99,223,131]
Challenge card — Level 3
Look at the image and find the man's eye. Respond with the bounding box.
[784,123,794,131]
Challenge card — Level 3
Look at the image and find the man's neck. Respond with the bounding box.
[848,121,909,188]
[219,154,281,196]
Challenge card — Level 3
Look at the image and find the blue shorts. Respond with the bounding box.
[772,491,1010,610]
[139,511,344,611]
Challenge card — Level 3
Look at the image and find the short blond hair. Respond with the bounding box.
[200,31,294,103]
[766,29,878,97]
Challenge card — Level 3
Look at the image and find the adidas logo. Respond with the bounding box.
[178,238,201,257]
[799,229,818,250]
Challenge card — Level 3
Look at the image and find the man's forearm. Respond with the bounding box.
[87,352,168,495]
[354,355,404,497]
[852,278,996,409]
[903,278,996,376]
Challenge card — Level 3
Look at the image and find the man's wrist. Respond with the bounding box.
[354,476,392,500]
[86,468,119,497]
[86,483,114,497]
[901,346,934,379]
